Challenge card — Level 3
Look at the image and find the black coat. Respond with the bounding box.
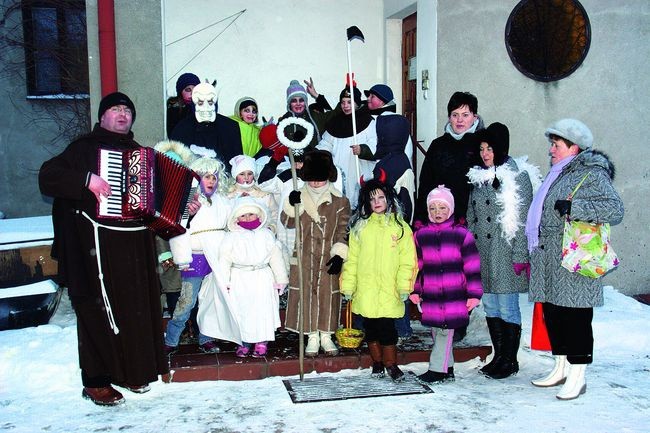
[170,113,243,170]
[39,125,168,386]
[415,128,482,223]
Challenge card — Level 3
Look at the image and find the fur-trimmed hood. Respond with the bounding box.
[572,149,616,181]
[227,196,269,232]
[153,140,196,166]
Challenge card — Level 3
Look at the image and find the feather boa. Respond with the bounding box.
[467,160,522,243]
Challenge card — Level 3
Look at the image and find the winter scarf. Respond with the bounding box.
[525,155,576,252]
[445,118,480,141]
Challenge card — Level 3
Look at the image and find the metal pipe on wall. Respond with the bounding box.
[97,0,117,96]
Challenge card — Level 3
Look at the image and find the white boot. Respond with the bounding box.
[556,363,587,400]
[320,332,339,356]
[532,355,567,387]
[305,332,320,357]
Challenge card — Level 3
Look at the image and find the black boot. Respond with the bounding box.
[487,322,521,379]
[480,317,505,376]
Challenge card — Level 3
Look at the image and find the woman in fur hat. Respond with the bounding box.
[281,150,350,357]
[466,122,538,379]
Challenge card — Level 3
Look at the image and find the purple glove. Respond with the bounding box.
[513,263,530,279]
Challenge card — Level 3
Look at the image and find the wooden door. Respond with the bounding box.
[402,13,417,171]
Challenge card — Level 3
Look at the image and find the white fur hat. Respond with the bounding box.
[545,118,593,150]
[190,156,223,176]
[229,154,256,179]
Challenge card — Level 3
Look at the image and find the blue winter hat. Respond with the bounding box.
[175,73,200,95]
[364,84,394,104]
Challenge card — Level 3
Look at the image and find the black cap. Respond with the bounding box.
[98,92,136,122]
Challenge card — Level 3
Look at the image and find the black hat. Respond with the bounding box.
[98,92,136,122]
[301,150,337,182]
[477,122,509,166]
[339,86,362,106]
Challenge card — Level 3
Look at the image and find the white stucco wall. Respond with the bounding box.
[162,0,387,127]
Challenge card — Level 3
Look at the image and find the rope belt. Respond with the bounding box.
[191,228,224,235]
[232,263,270,271]
[78,210,147,335]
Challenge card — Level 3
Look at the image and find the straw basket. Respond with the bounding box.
[335,300,364,349]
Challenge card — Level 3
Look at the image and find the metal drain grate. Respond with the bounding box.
[282,372,433,403]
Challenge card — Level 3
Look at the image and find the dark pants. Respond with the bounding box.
[542,302,593,365]
[363,317,398,346]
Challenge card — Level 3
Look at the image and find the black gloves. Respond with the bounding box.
[554,200,572,217]
[257,159,280,184]
[326,255,344,275]
[289,190,301,206]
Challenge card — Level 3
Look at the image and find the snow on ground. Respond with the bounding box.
[1,286,649,433]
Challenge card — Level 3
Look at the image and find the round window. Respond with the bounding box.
[505,0,591,82]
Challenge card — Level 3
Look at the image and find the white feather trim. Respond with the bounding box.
[467,162,522,243]
[513,155,543,193]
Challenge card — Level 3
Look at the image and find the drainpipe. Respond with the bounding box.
[97,0,117,96]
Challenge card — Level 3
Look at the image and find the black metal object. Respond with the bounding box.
[282,372,432,403]
[0,288,62,331]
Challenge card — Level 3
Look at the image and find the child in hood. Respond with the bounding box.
[217,197,288,357]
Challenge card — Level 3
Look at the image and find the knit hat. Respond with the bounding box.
[476,122,510,166]
[259,124,281,150]
[301,150,337,182]
[98,92,136,122]
[426,185,455,216]
[339,86,362,106]
[175,73,200,96]
[286,80,308,106]
[363,84,394,104]
[545,118,593,150]
[229,154,256,179]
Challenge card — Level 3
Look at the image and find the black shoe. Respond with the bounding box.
[163,344,178,357]
[199,340,220,354]
[386,365,405,382]
[416,368,455,384]
[370,362,385,378]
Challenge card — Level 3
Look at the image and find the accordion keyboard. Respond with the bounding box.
[98,149,125,217]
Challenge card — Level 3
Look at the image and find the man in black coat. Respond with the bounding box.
[170,81,242,170]
[39,92,169,406]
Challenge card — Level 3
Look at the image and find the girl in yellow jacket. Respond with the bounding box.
[340,178,417,382]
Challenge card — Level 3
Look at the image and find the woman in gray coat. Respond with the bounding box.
[525,119,624,401]
[467,122,534,379]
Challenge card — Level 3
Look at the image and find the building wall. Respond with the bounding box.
[0,4,83,218]
[429,0,649,295]
[162,0,387,127]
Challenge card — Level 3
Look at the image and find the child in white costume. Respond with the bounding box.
[227,154,279,233]
[167,155,232,354]
[217,197,288,357]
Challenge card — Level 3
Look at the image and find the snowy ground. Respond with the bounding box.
[1,286,649,433]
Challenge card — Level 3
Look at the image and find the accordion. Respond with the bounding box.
[97,147,199,240]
